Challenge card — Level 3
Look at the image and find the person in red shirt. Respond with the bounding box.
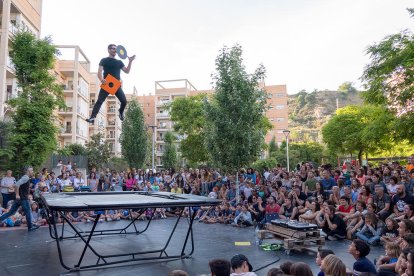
[336,196,353,218]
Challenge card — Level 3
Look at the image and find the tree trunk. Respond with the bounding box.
[358,150,363,167]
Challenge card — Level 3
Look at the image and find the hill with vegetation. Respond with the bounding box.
[287,84,364,142]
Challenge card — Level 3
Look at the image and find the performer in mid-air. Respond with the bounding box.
[86,44,135,123]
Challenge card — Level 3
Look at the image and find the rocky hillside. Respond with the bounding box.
[288,89,363,142]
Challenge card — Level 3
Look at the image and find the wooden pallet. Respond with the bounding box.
[265,223,320,239]
[258,224,325,255]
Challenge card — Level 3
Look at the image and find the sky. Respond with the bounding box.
[41,0,414,95]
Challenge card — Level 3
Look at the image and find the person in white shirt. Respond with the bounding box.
[1,170,16,208]
[73,172,85,191]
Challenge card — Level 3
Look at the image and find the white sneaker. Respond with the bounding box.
[107,218,112,222]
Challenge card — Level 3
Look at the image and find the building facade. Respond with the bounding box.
[0,0,43,120]
[132,79,288,168]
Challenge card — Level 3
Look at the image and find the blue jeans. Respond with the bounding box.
[356,231,380,245]
[0,199,32,230]
[2,193,16,209]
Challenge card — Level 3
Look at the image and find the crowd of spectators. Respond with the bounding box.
[1,155,414,275]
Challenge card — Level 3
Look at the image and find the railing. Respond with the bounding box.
[64,127,72,134]
[157,113,169,118]
[59,107,73,112]
[108,121,116,126]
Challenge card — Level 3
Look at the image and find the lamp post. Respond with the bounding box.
[282,129,290,172]
[148,125,157,171]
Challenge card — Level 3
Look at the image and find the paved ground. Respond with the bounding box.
[0,219,384,276]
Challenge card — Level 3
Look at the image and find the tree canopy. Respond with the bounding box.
[120,100,148,169]
[161,131,177,170]
[168,94,209,165]
[204,44,270,173]
[7,31,64,172]
[361,8,414,142]
[86,133,111,170]
[322,105,393,163]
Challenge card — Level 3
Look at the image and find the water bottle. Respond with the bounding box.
[255,226,262,245]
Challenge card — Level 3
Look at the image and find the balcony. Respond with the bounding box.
[156,113,170,118]
[9,24,19,36]
[106,135,115,139]
[107,108,116,114]
[156,100,171,107]
[59,106,73,113]
[63,127,72,134]
[107,120,116,126]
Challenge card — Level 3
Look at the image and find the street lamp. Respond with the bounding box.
[148,125,157,171]
[282,129,290,172]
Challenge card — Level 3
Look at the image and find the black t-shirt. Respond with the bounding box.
[19,179,31,199]
[323,214,347,236]
[393,194,414,212]
[373,193,391,211]
[99,57,125,80]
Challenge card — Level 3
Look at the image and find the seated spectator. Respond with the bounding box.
[322,205,347,240]
[266,268,284,276]
[299,199,320,223]
[316,249,335,276]
[348,239,377,275]
[290,262,313,276]
[321,254,346,276]
[373,185,391,221]
[346,201,367,239]
[396,204,414,222]
[336,196,353,218]
[233,205,253,227]
[376,242,400,276]
[329,186,341,206]
[209,258,231,276]
[230,254,257,276]
[279,197,298,220]
[355,212,383,245]
[357,185,373,205]
[260,196,281,222]
[380,218,399,244]
[279,261,293,275]
[393,185,414,218]
[397,220,414,247]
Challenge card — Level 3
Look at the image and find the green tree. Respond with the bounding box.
[0,121,14,171]
[66,143,87,156]
[322,105,393,164]
[120,100,148,168]
[168,94,209,165]
[338,81,357,94]
[204,44,269,173]
[161,131,177,169]
[361,8,414,142]
[268,136,278,157]
[7,31,64,171]
[86,133,111,170]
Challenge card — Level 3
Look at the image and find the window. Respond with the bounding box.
[275,117,285,122]
[275,105,284,110]
[275,93,285,98]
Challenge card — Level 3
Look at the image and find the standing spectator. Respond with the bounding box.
[348,239,377,275]
[88,172,98,192]
[230,254,257,276]
[1,170,16,208]
[0,166,39,231]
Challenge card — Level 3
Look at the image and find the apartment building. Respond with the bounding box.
[264,85,289,144]
[131,80,288,167]
[54,46,91,146]
[0,0,43,120]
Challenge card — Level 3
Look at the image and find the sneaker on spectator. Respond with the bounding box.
[106,218,112,222]
[327,235,338,241]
